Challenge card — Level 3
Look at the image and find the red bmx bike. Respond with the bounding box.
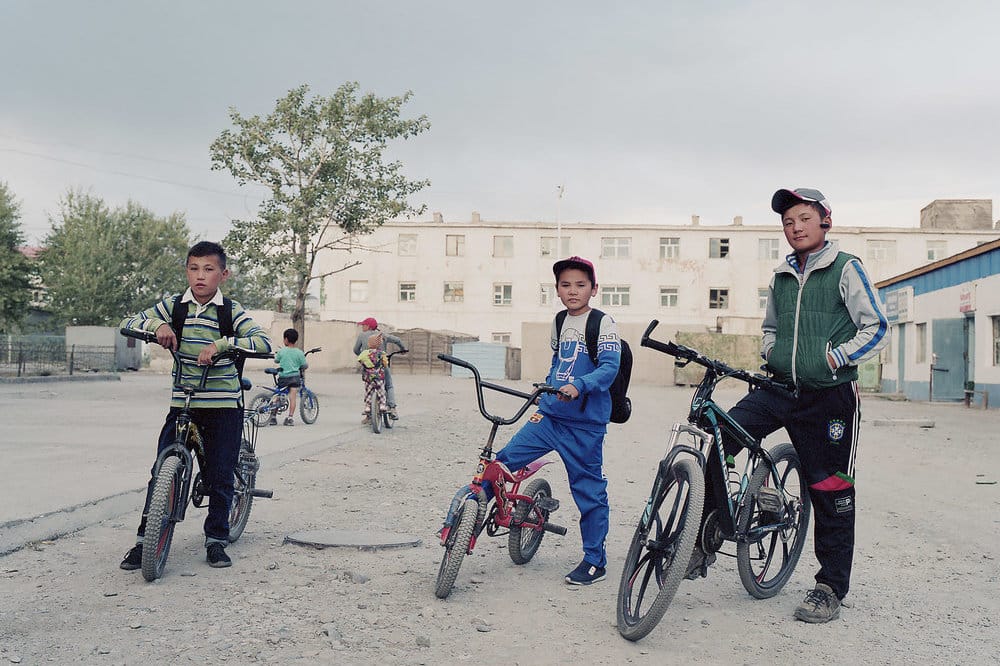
[434,353,568,599]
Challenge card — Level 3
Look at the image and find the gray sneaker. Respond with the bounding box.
[794,583,841,623]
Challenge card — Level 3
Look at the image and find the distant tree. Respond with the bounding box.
[38,191,191,326]
[0,183,35,333]
[210,82,430,343]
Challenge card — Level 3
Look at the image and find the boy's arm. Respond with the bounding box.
[760,275,778,361]
[352,334,365,355]
[829,258,890,368]
[120,297,177,349]
[219,303,274,355]
[571,316,620,397]
[385,333,406,351]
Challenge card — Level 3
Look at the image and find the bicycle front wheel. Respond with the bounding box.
[370,391,381,434]
[737,442,811,599]
[228,438,258,543]
[141,456,184,582]
[434,496,480,599]
[299,389,319,424]
[617,457,704,642]
[508,478,551,565]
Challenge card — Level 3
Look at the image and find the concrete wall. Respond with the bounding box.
[920,199,994,230]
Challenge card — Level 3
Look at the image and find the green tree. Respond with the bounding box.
[210,82,430,343]
[39,191,191,326]
[0,183,35,333]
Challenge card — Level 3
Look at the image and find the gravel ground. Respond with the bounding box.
[1,373,998,665]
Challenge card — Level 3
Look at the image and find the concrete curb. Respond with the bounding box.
[0,373,121,384]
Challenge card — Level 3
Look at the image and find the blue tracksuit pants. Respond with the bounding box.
[495,412,609,568]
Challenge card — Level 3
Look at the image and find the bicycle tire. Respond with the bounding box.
[370,391,381,434]
[507,478,551,565]
[737,442,811,599]
[299,388,319,424]
[249,391,273,427]
[616,457,704,642]
[141,455,184,582]
[228,438,257,543]
[383,409,393,430]
[434,496,479,599]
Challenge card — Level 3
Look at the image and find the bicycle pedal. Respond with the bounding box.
[535,496,560,513]
[755,487,783,513]
[191,474,206,507]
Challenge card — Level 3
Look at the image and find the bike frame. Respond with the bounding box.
[640,321,798,546]
[436,353,561,548]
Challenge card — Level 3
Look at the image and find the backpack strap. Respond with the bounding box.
[170,294,187,340]
[555,308,604,364]
[218,296,235,338]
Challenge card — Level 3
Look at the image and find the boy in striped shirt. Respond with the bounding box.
[118,241,273,570]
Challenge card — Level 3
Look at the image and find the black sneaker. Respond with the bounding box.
[685,548,717,580]
[206,543,232,568]
[283,417,294,426]
[564,560,606,585]
[267,417,277,426]
[120,544,142,570]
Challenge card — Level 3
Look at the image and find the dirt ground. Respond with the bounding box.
[1,371,998,665]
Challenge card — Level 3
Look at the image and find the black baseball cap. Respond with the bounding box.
[771,188,832,216]
[552,256,596,284]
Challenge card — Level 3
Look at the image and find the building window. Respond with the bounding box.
[659,237,680,259]
[493,235,514,258]
[540,284,556,306]
[540,236,571,257]
[492,332,511,344]
[601,285,630,307]
[444,281,464,302]
[398,282,416,302]
[493,283,512,306]
[349,280,368,303]
[866,239,897,263]
[446,234,465,257]
[709,238,730,258]
[916,322,927,363]
[758,238,779,260]
[601,237,631,259]
[660,287,678,308]
[709,288,729,309]
[758,288,769,310]
[926,240,947,262]
[993,316,1000,366]
[398,234,417,256]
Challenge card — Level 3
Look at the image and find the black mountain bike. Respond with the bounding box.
[121,328,274,581]
[616,320,812,641]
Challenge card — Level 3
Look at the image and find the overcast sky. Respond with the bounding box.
[3,1,999,245]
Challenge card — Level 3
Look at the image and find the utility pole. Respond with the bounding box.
[556,184,565,257]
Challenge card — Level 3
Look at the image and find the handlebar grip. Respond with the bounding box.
[543,522,567,536]
[120,327,157,343]
[235,350,274,360]
[438,353,472,370]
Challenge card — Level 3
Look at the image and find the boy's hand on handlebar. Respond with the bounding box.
[557,385,579,401]
[197,342,219,365]
[155,323,178,351]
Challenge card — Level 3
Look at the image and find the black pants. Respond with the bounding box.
[708,381,860,599]
[136,407,243,545]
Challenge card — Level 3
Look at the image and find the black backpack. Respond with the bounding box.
[170,294,244,379]
[554,308,633,424]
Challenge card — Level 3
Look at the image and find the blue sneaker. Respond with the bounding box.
[565,560,606,585]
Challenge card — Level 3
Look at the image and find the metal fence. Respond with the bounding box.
[0,336,116,377]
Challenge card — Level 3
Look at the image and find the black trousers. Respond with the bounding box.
[710,381,861,599]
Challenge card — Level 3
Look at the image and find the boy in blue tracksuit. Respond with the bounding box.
[494,256,621,585]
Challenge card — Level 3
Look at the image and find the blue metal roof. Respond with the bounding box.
[880,244,1000,297]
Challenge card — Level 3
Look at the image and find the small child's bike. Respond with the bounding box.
[120,328,274,581]
[249,347,321,426]
[361,348,407,433]
[616,320,811,641]
[434,353,568,599]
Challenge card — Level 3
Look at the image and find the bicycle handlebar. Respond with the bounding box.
[438,353,561,425]
[640,320,795,395]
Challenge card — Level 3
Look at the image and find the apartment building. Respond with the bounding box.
[317,200,999,347]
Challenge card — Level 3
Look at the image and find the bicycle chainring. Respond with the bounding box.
[701,509,725,554]
[191,472,206,507]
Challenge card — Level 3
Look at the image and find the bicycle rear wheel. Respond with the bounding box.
[299,388,319,424]
[370,391,381,433]
[434,496,480,599]
[228,438,258,543]
[249,392,273,427]
[508,478,551,565]
[617,457,704,642]
[737,442,811,599]
[141,456,184,582]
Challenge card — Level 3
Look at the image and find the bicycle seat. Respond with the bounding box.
[264,368,279,376]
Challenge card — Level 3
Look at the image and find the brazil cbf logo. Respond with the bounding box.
[827,419,846,443]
